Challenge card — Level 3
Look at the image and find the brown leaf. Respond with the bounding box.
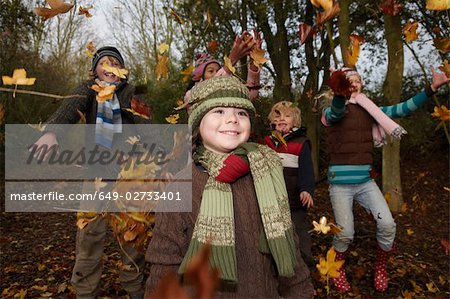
[439,60,450,78]
[34,0,74,20]
[379,0,403,16]
[170,8,184,25]
[433,38,450,54]
[185,243,220,299]
[316,2,340,27]
[250,47,268,68]
[404,20,419,43]
[78,5,93,18]
[347,34,364,67]
[298,23,317,45]
[77,109,86,124]
[208,40,219,52]
[440,239,450,255]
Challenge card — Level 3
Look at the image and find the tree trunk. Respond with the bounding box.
[338,0,351,66]
[382,14,404,212]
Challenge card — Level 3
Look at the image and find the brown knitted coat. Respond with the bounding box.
[145,164,314,299]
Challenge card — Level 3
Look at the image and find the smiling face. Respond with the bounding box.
[199,107,251,154]
[348,74,362,94]
[272,110,296,134]
[202,62,221,80]
[95,56,122,83]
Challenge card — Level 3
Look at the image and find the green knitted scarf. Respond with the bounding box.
[178,143,297,282]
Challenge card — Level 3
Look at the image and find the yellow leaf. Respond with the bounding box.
[400,202,408,213]
[316,247,345,278]
[426,282,438,293]
[123,108,150,119]
[312,216,331,234]
[315,2,341,27]
[155,54,169,81]
[271,130,288,149]
[404,20,419,42]
[224,55,235,74]
[101,61,128,79]
[384,192,392,203]
[76,216,98,230]
[78,5,93,18]
[13,289,27,299]
[91,81,116,102]
[34,0,74,20]
[38,263,46,271]
[124,230,138,242]
[434,37,450,54]
[250,47,267,68]
[85,41,96,58]
[157,43,169,55]
[27,122,47,132]
[31,285,48,291]
[170,8,184,25]
[406,228,414,236]
[2,68,36,85]
[94,177,107,192]
[431,105,450,122]
[180,64,194,82]
[439,60,450,78]
[426,0,450,10]
[126,135,141,145]
[347,34,364,67]
[165,114,180,124]
[310,0,333,11]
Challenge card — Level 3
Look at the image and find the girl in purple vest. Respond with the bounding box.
[264,101,315,271]
[321,67,449,292]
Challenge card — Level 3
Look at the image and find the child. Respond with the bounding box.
[145,76,314,298]
[321,67,449,292]
[184,30,262,105]
[264,101,315,272]
[33,46,149,299]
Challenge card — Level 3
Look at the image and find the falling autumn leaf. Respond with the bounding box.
[379,0,403,16]
[440,239,450,255]
[438,60,450,78]
[271,130,288,149]
[223,55,236,75]
[434,37,450,54]
[176,99,184,107]
[94,177,107,192]
[85,41,96,58]
[208,40,219,52]
[101,61,128,79]
[426,0,450,10]
[156,54,169,80]
[310,0,333,11]
[250,47,268,68]
[204,9,212,31]
[158,43,170,55]
[316,247,345,279]
[77,109,86,124]
[78,5,93,17]
[28,122,47,132]
[431,105,450,129]
[180,64,194,82]
[298,23,317,45]
[170,8,184,24]
[316,2,341,27]
[347,34,364,67]
[123,98,151,120]
[126,135,141,145]
[312,216,331,234]
[34,0,74,20]
[404,21,419,43]
[91,83,115,102]
[2,68,36,86]
[165,114,180,124]
[2,68,36,98]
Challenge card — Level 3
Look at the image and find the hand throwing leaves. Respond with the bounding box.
[34,0,74,20]
[326,70,352,97]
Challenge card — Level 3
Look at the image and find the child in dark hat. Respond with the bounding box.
[145,76,314,298]
[32,46,150,299]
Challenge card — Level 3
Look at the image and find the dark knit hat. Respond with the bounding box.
[188,76,255,130]
[91,46,125,71]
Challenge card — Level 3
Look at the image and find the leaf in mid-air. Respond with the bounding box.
[101,61,128,79]
[158,43,170,55]
[347,34,364,67]
[426,0,450,10]
[34,0,74,20]
[156,54,169,80]
[180,64,194,82]
[165,114,180,124]
[223,55,235,74]
[379,0,403,16]
[2,68,36,86]
[91,81,116,102]
[250,47,268,68]
[78,5,93,18]
[404,21,419,43]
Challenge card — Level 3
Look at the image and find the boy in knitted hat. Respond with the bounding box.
[145,76,314,298]
[264,101,315,272]
[184,30,262,105]
[321,67,449,292]
[32,46,150,298]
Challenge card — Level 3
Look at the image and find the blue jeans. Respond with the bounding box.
[329,180,396,252]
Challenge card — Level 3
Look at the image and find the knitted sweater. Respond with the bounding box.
[145,164,314,299]
[322,87,434,184]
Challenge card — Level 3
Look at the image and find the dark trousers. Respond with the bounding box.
[290,209,315,271]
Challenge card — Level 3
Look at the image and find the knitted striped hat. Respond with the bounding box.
[91,46,125,71]
[188,76,255,130]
